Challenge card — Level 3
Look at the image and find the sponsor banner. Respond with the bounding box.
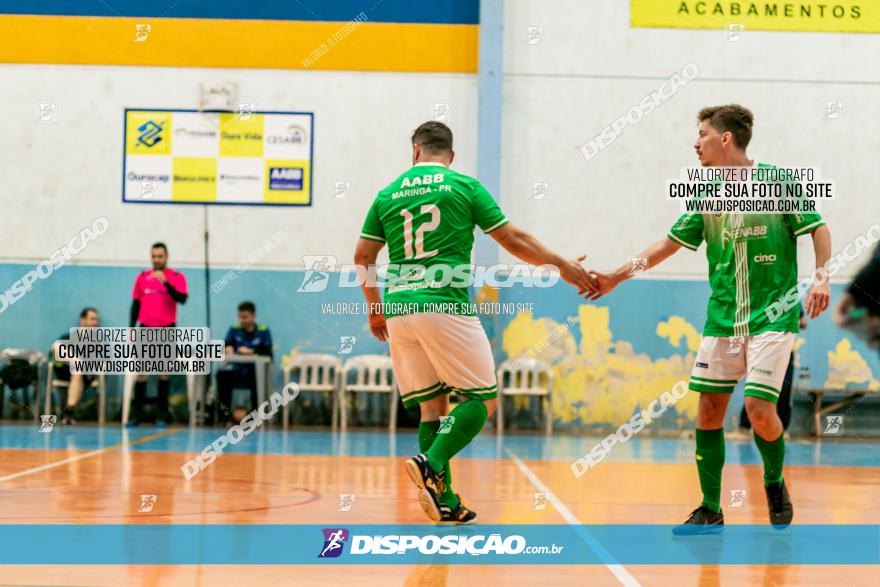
[0,525,876,564]
[631,0,877,33]
[123,109,313,206]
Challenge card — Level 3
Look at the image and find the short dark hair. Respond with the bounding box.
[80,307,98,319]
[238,301,256,314]
[698,104,754,150]
[411,121,453,154]
[151,242,167,253]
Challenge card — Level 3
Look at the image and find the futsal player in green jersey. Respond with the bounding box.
[354,121,597,523]
[591,105,832,533]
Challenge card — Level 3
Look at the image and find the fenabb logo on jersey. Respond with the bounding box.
[268,167,303,190]
[317,529,536,557]
[721,224,768,247]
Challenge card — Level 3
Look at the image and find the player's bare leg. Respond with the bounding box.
[745,396,792,528]
[419,394,448,422]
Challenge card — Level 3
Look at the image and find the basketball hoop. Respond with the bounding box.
[197,81,239,112]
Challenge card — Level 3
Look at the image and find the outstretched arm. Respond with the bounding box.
[354,237,388,341]
[488,223,598,295]
[590,236,683,300]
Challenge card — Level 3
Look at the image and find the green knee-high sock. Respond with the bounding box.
[425,400,488,476]
[754,431,785,485]
[695,428,725,513]
[418,421,459,508]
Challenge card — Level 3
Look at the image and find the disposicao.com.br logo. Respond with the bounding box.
[317,528,563,558]
[296,255,560,293]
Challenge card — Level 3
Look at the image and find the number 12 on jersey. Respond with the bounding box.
[400,205,440,259]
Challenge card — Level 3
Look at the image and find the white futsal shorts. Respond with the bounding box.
[688,331,795,404]
[387,313,497,408]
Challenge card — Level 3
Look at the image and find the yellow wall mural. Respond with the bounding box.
[502,305,879,427]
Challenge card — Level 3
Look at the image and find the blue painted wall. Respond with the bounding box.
[2,262,878,435]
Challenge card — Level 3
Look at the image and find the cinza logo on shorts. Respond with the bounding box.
[318,528,349,558]
[722,224,767,247]
[753,254,777,264]
[752,367,773,376]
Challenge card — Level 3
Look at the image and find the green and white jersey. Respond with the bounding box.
[360,162,509,318]
[667,163,825,337]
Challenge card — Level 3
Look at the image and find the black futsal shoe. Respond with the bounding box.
[405,453,446,522]
[672,505,725,535]
[765,480,793,529]
[439,495,477,525]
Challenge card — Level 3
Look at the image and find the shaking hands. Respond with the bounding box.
[559,256,621,301]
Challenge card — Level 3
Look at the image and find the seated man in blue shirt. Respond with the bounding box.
[216,301,273,424]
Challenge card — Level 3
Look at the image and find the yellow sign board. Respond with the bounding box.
[123,109,313,206]
[631,1,875,33]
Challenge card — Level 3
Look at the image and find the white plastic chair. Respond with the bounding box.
[45,359,106,424]
[282,353,343,429]
[0,348,47,422]
[341,355,398,431]
[496,359,554,435]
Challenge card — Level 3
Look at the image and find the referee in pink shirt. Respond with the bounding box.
[129,242,188,427]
